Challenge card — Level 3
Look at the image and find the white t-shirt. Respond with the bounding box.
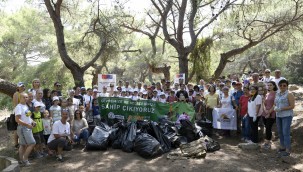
[221,95,233,109]
[50,105,62,123]
[47,120,71,143]
[32,99,46,113]
[247,95,262,117]
[14,104,32,125]
[83,94,93,110]
[72,98,80,110]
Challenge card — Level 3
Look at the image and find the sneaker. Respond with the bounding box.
[245,139,253,144]
[34,153,43,159]
[23,160,31,167]
[56,157,64,162]
[277,148,286,153]
[263,143,271,150]
[279,151,290,157]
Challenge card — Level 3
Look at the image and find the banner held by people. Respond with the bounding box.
[212,108,237,130]
[99,97,195,122]
[98,74,116,92]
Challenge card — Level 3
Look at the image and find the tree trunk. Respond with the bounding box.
[0,79,17,98]
[71,69,85,87]
[213,55,228,79]
[179,53,189,84]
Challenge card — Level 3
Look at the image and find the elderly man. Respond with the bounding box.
[47,110,73,162]
[15,93,36,166]
[273,69,285,91]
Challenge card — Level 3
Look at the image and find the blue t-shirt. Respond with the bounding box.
[233,90,244,106]
[92,105,99,116]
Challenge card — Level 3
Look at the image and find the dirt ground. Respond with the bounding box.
[1,85,303,172]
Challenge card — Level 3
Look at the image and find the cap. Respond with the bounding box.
[54,82,61,86]
[34,101,42,107]
[17,82,25,87]
[160,92,165,96]
[52,96,59,102]
[142,91,148,95]
[93,85,98,88]
[133,88,138,92]
[93,89,99,92]
[80,87,86,90]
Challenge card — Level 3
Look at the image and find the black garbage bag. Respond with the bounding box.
[204,136,220,152]
[179,119,199,142]
[133,133,163,158]
[112,122,128,149]
[147,122,171,153]
[121,122,137,152]
[196,119,213,137]
[86,123,111,150]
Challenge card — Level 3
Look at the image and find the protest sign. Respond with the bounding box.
[212,108,237,130]
[98,74,116,92]
[98,97,195,122]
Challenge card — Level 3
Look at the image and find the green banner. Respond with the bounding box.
[98,97,195,122]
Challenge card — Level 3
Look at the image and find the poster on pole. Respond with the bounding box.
[174,73,185,84]
[212,108,237,130]
[98,74,116,92]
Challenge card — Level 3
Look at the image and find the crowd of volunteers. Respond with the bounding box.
[12,69,295,166]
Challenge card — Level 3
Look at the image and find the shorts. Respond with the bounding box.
[17,125,36,145]
[48,137,71,151]
[33,131,45,144]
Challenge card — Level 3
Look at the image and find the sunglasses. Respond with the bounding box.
[279,84,287,87]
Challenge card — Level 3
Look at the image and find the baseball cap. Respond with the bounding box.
[17,82,25,87]
[52,96,59,102]
[81,87,86,90]
[93,89,99,92]
[34,101,42,107]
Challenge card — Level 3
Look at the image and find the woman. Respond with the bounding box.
[12,82,26,148]
[205,85,219,122]
[247,85,262,143]
[274,79,295,157]
[72,110,89,145]
[239,86,251,142]
[29,79,41,99]
[42,88,52,111]
[262,81,278,149]
[26,92,34,113]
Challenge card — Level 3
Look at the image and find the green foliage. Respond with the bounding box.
[286,52,303,84]
[189,38,213,82]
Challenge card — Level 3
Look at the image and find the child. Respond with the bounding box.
[49,96,61,123]
[32,102,46,158]
[166,90,178,103]
[79,105,86,119]
[42,110,52,145]
[60,99,70,122]
[67,97,76,125]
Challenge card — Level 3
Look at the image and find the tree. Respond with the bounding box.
[44,0,107,87]
[212,0,303,78]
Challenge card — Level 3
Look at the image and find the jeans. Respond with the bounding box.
[262,117,275,141]
[276,116,292,150]
[74,129,89,143]
[249,116,260,143]
[241,116,251,140]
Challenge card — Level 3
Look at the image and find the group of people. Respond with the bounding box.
[12,69,295,166]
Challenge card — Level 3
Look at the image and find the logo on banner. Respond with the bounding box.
[217,114,231,122]
[102,74,113,79]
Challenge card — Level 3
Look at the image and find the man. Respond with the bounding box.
[176,84,189,102]
[155,82,163,95]
[47,111,73,162]
[99,86,109,97]
[273,69,285,91]
[233,82,244,133]
[53,82,62,97]
[15,93,36,166]
[80,87,86,96]
[74,87,84,106]
[262,69,274,85]
[83,88,93,119]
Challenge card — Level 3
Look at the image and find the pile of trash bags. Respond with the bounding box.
[85,117,220,159]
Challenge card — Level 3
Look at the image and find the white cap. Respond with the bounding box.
[142,91,148,95]
[160,92,165,96]
[34,101,42,107]
[93,89,99,92]
[133,88,138,92]
[52,96,59,102]
[17,82,24,87]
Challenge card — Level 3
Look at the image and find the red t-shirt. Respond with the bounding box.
[239,95,250,116]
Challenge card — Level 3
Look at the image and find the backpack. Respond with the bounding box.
[6,114,18,131]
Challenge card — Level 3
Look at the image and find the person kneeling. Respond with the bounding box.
[47,111,73,162]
